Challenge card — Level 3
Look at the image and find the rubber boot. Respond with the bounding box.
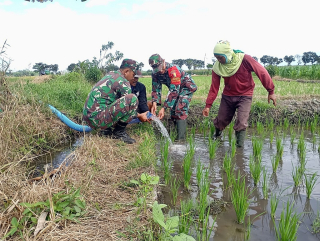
[213,128,222,140]
[112,121,136,144]
[235,130,246,148]
[176,119,187,141]
[100,127,112,137]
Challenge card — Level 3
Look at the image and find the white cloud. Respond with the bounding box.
[85,0,114,7]
[0,0,12,6]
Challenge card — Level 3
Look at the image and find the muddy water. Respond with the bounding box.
[163,129,320,241]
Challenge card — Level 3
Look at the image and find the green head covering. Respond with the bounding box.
[212,40,245,77]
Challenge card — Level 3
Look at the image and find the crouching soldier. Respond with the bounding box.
[83,59,149,144]
[149,54,197,140]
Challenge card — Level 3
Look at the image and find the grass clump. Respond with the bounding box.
[304,172,318,199]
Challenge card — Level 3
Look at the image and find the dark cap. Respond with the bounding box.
[149,54,164,73]
[120,59,138,71]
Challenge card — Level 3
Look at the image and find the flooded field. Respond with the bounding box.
[161,128,320,241]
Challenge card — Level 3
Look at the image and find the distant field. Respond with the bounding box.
[139,75,320,107]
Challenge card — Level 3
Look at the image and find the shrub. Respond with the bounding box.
[265,65,277,78]
[85,66,102,83]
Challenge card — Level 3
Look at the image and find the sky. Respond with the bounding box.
[0,0,319,72]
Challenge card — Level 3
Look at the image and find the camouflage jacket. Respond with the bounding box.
[151,63,195,110]
[83,70,135,117]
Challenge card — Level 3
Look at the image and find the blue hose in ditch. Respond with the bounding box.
[48,105,153,133]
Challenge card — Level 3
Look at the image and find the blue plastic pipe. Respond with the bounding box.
[48,105,153,132]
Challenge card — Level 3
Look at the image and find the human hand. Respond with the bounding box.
[151,102,157,115]
[202,107,210,117]
[137,112,151,123]
[268,94,277,107]
[158,108,165,120]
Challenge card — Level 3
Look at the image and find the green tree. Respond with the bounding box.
[252,56,258,62]
[284,55,295,66]
[67,63,77,72]
[260,55,271,66]
[172,59,185,68]
[98,41,123,74]
[184,59,194,70]
[32,62,46,75]
[301,52,317,65]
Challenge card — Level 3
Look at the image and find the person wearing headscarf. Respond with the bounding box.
[202,40,276,147]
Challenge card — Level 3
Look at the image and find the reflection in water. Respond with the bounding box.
[162,128,320,241]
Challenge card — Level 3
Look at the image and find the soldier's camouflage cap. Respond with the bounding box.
[149,54,164,73]
[120,59,138,72]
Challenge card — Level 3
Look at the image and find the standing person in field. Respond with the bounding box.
[83,59,150,144]
[202,40,276,148]
[149,54,198,140]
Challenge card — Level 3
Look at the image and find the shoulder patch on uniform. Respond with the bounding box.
[168,66,181,85]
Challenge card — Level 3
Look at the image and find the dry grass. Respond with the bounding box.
[1,129,155,240]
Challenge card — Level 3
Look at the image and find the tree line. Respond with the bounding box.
[257,52,320,66]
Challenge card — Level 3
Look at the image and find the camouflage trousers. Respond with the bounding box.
[84,94,138,129]
[170,80,197,120]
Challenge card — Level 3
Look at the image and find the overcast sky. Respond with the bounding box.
[0,0,319,72]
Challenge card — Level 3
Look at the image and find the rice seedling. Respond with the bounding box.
[179,199,194,234]
[297,132,306,158]
[290,128,296,145]
[304,172,319,199]
[312,135,317,147]
[196,160,203,187]
[191,125,196,137]
[231,171,251,224]
[312,210,320,234]
[274,201,300,241]
[271,155,281,173]
[223,153,232,172]
[276,137,284,158]
[305,120,309,130]
[209,125,215,139]
[270,193,279,219]
[188,135,196,158]
[249,155,262,186]
[262,167,269,199]
[183,149,193,190]
[208,137,219,159]
[311,117,317,134]
[292,164,303,187]
[198,167,210,222]
[283,117,289,131]
[267,118,274,131]
[269,131,274,144]
[231,138,236,158]
[256,121,264,135]
[252,137,263,158]
[228,121,235,144]
[196,207,216,241]
[170,176,181,205]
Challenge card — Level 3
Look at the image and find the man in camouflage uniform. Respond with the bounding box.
[149,54,197,140]
[83,59,149,144]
